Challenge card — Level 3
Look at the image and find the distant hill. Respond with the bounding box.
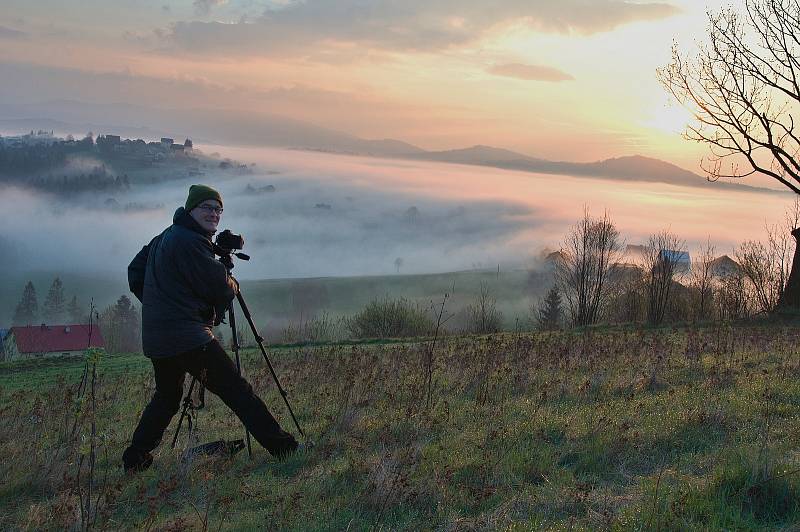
[412,144,542,165]
[404,147,785,195]
[0,100,427,158]
[0,99,786,194]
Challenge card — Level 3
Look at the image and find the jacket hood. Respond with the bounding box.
[173,206,215,238]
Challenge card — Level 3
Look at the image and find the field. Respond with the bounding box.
[0,268,540,334]
[2,323,800,530]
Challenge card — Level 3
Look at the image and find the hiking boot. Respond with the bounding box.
[275,440,313,460]
[122,446,153,473]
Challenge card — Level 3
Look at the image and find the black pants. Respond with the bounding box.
[127,339,297,457]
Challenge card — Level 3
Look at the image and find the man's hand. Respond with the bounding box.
[213,303,228,326]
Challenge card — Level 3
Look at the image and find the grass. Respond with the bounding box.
[1,324,800,529]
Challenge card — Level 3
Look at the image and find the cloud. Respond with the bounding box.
[0,25,27,40]
[193,0,228,16]
[488,63,574,82]
[160,1,681,57]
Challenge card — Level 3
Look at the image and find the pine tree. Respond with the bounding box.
[109,295,140,353]
[12,281,38,325]
[67,295,84,324]
[537,286,563,331]
[43,277,66,324]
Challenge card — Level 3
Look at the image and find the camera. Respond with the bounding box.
[216,229,245,252]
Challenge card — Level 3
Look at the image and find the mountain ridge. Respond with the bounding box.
[0,100,786,196]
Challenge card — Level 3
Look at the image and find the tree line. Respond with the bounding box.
[10,278,141,353]
[534,201,800,331]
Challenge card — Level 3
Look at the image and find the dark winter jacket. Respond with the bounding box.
[128,207,237,358]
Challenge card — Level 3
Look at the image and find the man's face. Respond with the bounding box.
[190,199,222,233]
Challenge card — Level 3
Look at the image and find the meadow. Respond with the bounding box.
[0,268,539,337]
[1,323,799,530]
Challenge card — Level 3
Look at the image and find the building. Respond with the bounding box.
[2,324,105,361]
[709,255,740,278]
[160,137,174,147]
[661,249,691,274]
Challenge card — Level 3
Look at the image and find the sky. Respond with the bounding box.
[0,0,745,171]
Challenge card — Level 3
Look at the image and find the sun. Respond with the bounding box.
[644,99,695,135]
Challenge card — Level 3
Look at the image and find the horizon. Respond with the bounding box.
[2,0,797,293]
[0,0,768,186]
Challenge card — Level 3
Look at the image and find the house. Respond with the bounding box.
[709,255,740,278]
[620,245,691,274]
[661,249,691,274]
[2,324,105,361]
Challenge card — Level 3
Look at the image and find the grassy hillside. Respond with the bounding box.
[1,324,799,529]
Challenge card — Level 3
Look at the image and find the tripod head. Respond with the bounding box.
[212,229,250,271]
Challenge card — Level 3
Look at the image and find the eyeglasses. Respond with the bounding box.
[197,204,223,215]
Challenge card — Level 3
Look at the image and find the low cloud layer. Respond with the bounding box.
[1,144,790,291]
[488,63,574,82]
[162,1,680,56]
[0,150,542,282]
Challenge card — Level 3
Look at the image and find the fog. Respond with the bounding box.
[1,144,795,285]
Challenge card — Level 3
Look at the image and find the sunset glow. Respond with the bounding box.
[0,0,743,169]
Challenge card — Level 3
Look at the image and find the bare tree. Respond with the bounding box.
[659,0,800,307]
[737,240,783,313]
[556,209,623,327]
[690,238,716,322]
[465,282,503,334]
[736,199,800,313]
[644,230,687,326]
[717,271,751,321]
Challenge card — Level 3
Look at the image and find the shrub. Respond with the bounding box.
[281,312,345,344]
[346,297,433,339]
[464,283,503,334]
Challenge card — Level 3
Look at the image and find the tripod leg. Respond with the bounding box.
[227,302,253,458]
[171,377,197,449]
[234,289,306,438]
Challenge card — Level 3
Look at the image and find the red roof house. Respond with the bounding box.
[2,324,105,361]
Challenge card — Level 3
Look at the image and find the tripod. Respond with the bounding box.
[171,250,305,457]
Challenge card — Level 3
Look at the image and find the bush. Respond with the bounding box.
[464,282,504,334]
[346,297,433,339]
[281,312,345,344]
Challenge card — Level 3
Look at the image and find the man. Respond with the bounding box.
[122,184,299,472]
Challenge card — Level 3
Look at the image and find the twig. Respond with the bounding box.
[645,460,666,531]
[425,284,453,410]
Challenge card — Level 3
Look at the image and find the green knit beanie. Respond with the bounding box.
[185,184,223,212]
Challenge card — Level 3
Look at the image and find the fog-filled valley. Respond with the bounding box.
[1,141,796,326]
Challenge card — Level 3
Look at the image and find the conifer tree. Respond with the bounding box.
[108,295,140,353]
[13,281,38,325]
[537,286,563,331]
[67,295,84,324]
[43,277,66,323]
